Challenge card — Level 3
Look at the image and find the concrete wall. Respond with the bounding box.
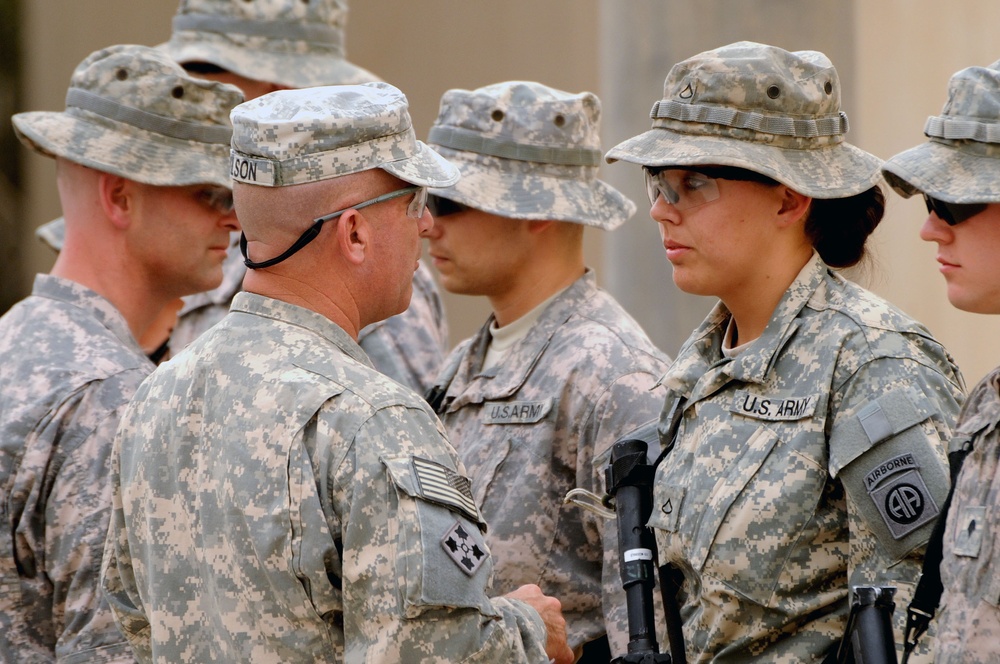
[8,0,1000,385]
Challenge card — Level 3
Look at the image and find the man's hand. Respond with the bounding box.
[507,584,574,664]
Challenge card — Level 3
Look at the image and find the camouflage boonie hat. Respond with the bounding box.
[230,82,460,188]
[12,44,242,188]
[882,61,1000,203]
[160,0,378,89]
[426,81,636,229]
[606,41,883,199]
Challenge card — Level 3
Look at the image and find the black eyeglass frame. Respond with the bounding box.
[241,186,426,269]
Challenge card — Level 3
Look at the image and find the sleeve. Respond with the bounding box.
[329,402,550,663]
[583,371,668,658]
[828,356,963,663]
[46,380,139,663]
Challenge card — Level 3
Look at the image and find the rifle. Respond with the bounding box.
[831,586,898,664]
[605,421,685,664]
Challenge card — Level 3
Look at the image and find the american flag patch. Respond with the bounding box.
[411,456,481,523]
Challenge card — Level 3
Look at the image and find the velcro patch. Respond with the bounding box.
[482,399,552,424]
[441,520,487,576]
[868,467,939,539]
[730,390,817,421]
[953,505,986,558]
[412,457,480,523]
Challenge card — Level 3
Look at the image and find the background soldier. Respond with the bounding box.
[1,44,241,661]
[101,82,574,664]
[883,59,1000,664]
[423,80,672,661]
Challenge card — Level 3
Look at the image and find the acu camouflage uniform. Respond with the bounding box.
[102,293,548,663]
[647,255,963,662]
[4,44,241,663]
[428,270,670,653]
[882,61,1000,664]
[161,0,448,391]
[606,42,967,662]
[0,276,150,663]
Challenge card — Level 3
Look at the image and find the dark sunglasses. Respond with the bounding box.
[427,195,471,217]
[923,194,987,226]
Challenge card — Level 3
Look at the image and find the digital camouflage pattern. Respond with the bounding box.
[170,248,449,394]
[161,0,378,89]
[12,44,241,188]
[605,41,883,200]
[428,271,671,654]
[102,292,549,663]
[883,60,1000,204]
[0,275,152,663]
[230,82,459,188]
[427,81,636,229]
[648,254,964,663]
[934,367,1000,663]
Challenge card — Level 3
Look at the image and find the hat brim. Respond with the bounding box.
[606,127,883,200]
[13,111,232,188]
[380,141,461,189]
[160,35,380,89]
[882,141,1000,204]
[427,146,637,230]
[35,217,65,252]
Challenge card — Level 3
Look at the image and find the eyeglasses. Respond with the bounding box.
[193,186,235,215]
[643,166,779,211]
[923,194,987,226]
[427,195,470,217]
[242,185,427,269]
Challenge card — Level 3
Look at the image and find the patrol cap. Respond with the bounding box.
[426,81,636,229]
[606,41,883,199]
[229,82,459,188]
[12,44,242,188]
[160,0,378,89]
[882,61,1000,204]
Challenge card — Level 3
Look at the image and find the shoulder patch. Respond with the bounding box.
[412,456,481,523]
[866,455,940,539]
[440,520,488,576]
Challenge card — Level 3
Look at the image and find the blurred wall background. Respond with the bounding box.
[5,0,1000,386]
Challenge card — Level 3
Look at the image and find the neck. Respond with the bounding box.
[489,260,584,328]
[243,269,361,339]
[723,249,812,345]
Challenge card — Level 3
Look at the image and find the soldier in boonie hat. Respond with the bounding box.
[603,41,963,662]
[1,44,241,662]
[102,80,577,664]
[161,0,377,90]
[883,61,1000,664]
[422,80,669,660]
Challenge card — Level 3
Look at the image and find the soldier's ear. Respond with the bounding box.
[776,186,812,227]
[336,208,370,265]
[97,173,135,230]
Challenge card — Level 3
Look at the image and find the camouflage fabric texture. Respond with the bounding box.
[427,80,636,229]
[883,60,1000,204]
[161,0,379,89]
[427,271,671,654]
[0,275,153,663]
[101,292,549,663]
[647,254,965,662]
[12,44,241,188]
[230,82,459,188]
[605,41,882,199]
[934,367,1000,663]
[171,244,449,394]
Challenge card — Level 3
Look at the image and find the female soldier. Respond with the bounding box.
[883,60,1000,664]
[606,41,965,662]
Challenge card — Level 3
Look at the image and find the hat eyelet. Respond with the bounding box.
[115,68,128,81]
[491,109,504,122]
[172,86,185,99]
[553,114,566,128]
[824,81,833,95]
[767,85,780,99]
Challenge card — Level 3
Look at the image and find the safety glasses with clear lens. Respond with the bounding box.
[923,194,987,227]
[643,168,722,210]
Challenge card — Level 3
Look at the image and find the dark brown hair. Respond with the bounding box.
[804,186,885,268]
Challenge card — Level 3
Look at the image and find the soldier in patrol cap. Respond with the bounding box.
[101,82,574,664]
[606,41,965,661]
[158,0,450,393]
[1,44,242,661]
[883,60,1000,664]
[422,80,672,661]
